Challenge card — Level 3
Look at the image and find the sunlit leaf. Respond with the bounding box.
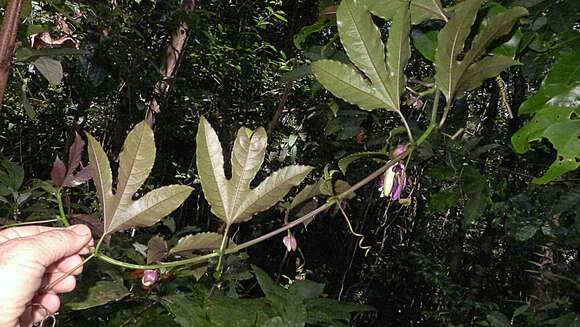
[87,121,193,234]
[511,52,580,184]
[196,117,312,226]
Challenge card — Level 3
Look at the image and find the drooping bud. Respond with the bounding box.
[142,269,159,287]
[283,235,297,252]
[391,144,407,158]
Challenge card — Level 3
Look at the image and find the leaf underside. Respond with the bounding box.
[87,121,193,235]
[196,117,312,226]
[434,0,527,104]
[312,0,410,112]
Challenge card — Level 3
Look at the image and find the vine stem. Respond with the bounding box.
[0,218,58,230]
[55,189,70,227]
[215,224,231,273]
[396,110,415,144]
[438,101,451,129]
[416,89,440,146]
[89,152,410,271]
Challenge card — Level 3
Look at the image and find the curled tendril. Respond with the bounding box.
[337,201,371,256]
[496,75,513,119]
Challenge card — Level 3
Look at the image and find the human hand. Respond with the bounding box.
[0,225,93,327]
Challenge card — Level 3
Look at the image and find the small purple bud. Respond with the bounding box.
[392,144,407,158]
[142,269,159,287]
[283,235,297,252]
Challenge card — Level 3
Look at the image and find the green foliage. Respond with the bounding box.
[434,0,526,105]
[196,117,312,227]
[163,265,373,327]
[312,0,410,112]
[87,121,193,234]
[512,52,580,183]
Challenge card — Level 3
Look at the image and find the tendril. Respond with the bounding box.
[337,201,371,256]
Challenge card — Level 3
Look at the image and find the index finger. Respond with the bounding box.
[0,225,61,243]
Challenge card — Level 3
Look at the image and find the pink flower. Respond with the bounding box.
[283,235,297,252]
[378,163,406,200]
[408,96,424,110]
[142,269,159,287]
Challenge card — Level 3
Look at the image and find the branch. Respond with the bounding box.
[266,81,293,136]
[0,0,24,109]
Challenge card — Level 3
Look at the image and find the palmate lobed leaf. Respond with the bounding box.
[196,117,312,226]
[511,52,580,184]
[51,132,92,188]
[87,121,193,235]
[434,0,527,104]
[313,0,410,112]
[169,232,235,257]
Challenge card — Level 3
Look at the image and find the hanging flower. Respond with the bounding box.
[142,269,159,287]
[378,163,406,200]
[283,234,297,252]
[408,96,424,110]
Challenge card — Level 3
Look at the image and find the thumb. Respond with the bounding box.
[24,225,92,267]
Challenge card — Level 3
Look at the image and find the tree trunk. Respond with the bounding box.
[145,0,195,127]
[0,0,24,110]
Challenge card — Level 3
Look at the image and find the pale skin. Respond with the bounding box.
[0,225,93,327]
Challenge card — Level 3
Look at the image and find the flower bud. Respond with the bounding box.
[283,235,297,252]
[392,144,407,157]
[142,269,159,287]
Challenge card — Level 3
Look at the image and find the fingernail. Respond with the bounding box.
[69,224,90,236]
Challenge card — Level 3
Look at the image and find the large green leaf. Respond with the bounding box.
[337,0,392,108]
[434,0,527,104]
[511,52,580,184]
[311,60,386,110]
[434,0,481,103]
[455,55,521,95]
[87,121,193,234]
[385,4,411,111]
[313,0,412,112]
[196,117,312,226]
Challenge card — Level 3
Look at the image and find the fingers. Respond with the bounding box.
[47,255,84,275]
[23,225,93,268]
